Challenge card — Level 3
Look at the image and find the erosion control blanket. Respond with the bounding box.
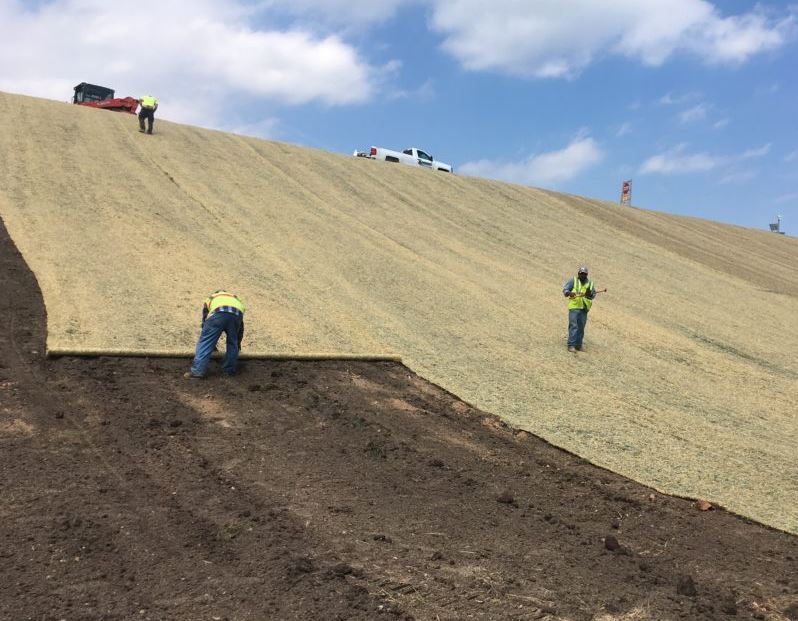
[1,91,797,533]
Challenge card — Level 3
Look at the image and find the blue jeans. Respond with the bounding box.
[568,309,588,348]
[190,312,243,377]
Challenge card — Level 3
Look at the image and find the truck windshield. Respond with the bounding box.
[417,150,432,161]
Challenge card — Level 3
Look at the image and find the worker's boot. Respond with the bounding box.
[567,346,577,353]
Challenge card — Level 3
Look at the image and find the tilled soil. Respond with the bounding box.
[1,216,797,621]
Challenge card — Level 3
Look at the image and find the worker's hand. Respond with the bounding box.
[568,292,576,299]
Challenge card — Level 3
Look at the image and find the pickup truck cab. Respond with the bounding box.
[354,146,453,173]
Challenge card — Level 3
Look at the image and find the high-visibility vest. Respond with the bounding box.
[140,95,157,109]
[568,276,594,311]
[205,291,245,316]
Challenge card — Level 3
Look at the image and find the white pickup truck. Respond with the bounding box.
[354,146,453,173]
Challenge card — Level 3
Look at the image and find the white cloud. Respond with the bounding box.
[659,92,701,106]
[459,136,603,186]
[690,10,794,63]
[428,1,795,77]
[640,142,772,175]
[387,79,436,102]
[785,150,798,163]
[616,122,632,137]
[0,0,387,127]
[679,103,709,123]
[741,144,771,159]
[229,117,281,140]
[640,144,722,174]
[713,118,730,129]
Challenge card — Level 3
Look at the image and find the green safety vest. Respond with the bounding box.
[206,291,245,315]
[140,95,157,109]
[568,276,595,311]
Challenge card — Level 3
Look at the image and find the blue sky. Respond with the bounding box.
[1,0,796,233]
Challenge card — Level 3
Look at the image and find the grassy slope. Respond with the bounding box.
[1,91,796,532]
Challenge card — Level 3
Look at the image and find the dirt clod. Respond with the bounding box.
[720,597,737,615]
[677,575,698,597]
[497,490,515,504]
[331,562,353,577]
[289,556,315,575]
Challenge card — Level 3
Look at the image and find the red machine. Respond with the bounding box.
[72,82,138,114]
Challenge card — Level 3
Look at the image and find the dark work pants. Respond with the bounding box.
[139,107,155,133]
[190,312,244,377]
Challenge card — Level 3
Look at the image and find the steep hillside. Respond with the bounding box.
[0,91,796,533]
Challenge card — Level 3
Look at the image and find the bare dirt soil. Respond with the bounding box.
[1,217,797,621]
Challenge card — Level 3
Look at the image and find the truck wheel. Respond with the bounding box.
[386,156,399,163]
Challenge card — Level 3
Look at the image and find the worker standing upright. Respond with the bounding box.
[138,94,158,134]
[563,265,596,353]
[185,290,245,379]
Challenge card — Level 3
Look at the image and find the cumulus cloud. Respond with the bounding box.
[428,0,795,77]
[0,0,386,128]
[459,136,603,186]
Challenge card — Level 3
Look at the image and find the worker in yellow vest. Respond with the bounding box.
[137,95,158,134]
[562,265,596,353]
[185,290,245,379]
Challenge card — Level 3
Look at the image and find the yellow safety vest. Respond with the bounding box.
[140,95,157,109]
[568,276,594,311]
[205,291,245,315]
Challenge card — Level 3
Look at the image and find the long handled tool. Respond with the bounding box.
[570,288,607,298]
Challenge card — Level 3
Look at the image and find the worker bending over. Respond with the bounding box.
[185,290,245,379]
[138,95,158,134]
